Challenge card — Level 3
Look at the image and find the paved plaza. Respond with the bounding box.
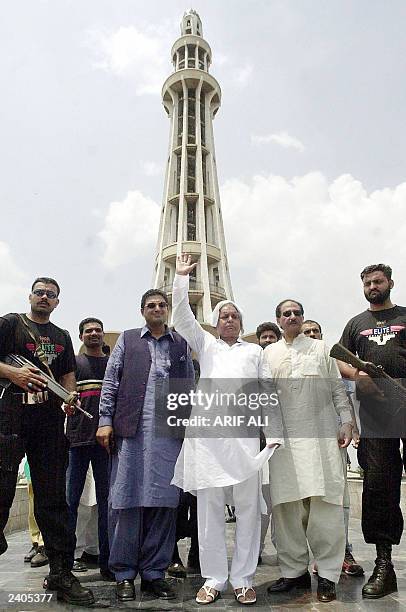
[1,519,406,611]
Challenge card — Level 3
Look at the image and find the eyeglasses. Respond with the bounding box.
[32,289,58,299]
[145,302,168,309]
[281,309,302,318]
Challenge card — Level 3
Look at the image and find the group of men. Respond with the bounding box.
[0,261,405,606]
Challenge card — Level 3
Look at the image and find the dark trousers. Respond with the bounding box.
[108,506,177,582]
[0,401,75,565]
[66,444,110,570]
[173,492,199,564]
[358,437,406,545]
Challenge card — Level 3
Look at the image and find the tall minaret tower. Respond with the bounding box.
[153,9,234,323]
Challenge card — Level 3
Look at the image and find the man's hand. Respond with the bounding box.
[62,398,81,416]
[338,423,353,448]
[176,253,197,276]
[96,426,114,454]
[8,364,47,392]
[355,369,385,401]
[352,426,360,448]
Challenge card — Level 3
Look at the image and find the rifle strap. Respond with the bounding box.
[17,314,55,380]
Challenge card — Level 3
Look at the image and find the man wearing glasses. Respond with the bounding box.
[0,277,94,606]
[263,300,353,603]
[97,289,194,603]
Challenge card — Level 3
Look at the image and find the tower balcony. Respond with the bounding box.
[159,279,204,304]
[171,36,212,62]
[160,242,222,265]
[209,283,226,299]
[162,69,221,108]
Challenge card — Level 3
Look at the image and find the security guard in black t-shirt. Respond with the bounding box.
[339,264,406,600]
[0,277,94,606]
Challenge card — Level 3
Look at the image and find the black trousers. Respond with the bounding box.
[358,437,406,545]
[0,398,75,565]
[172,492,199,563]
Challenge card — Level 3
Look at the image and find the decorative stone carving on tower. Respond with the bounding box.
[153,9,234,324]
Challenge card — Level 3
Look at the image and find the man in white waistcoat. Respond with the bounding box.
[263,300,353,603]
[171,254,283,606]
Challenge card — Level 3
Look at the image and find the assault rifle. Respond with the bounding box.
[0,354,93,419]
[330,343,406,399]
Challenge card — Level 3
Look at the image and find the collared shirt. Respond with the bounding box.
[262,333,351,506]
[99,326,173,427]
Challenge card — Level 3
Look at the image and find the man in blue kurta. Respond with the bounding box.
[96,289,194,602]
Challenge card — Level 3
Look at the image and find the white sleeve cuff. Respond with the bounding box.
[266,437,284,448]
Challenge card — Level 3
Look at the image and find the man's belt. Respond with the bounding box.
[16,391,49,405]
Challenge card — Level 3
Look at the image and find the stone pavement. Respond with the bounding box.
[1,519,406,611]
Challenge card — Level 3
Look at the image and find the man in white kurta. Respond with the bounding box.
[263,300,353,603]
[171,254,283,605]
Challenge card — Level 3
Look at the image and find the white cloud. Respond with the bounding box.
[141,161,162,177]
[221,172,406,342]
[214,52,230,67]
[251,131,305,152]
[99,190,160,268]
[0,241,27,312]
[215,54,253,88]
[232,62,253,87]
[85,24,173,95]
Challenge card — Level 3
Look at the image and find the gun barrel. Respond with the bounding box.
[330,345,406,398]
[8,354,93,419]
[75,405,93,419]
[329,343,372,372]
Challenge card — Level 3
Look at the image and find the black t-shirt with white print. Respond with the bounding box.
[340,306,406,378]
[340,306,406,435]
[0,313,75,393]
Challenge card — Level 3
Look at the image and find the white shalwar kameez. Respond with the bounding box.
[171,274,282,591]
[262,334,352,583]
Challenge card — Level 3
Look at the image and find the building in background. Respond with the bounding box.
[153,9,233,324]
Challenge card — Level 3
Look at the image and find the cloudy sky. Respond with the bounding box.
[1,0,405,349]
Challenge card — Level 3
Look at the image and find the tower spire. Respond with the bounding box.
[153,11,234,323]
[181,9,203,37]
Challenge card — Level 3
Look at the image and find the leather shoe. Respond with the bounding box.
[362,561,397,599]
[46,570,94,605]
[268,571,311,593]
[72,559,87,572]
[31,546,49,568]
[80,551,99,568]
[317,577,336,602]
[24,543,38,563]
[141,578,176,599]
[116,579,135,601]
[167,562,187,578]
